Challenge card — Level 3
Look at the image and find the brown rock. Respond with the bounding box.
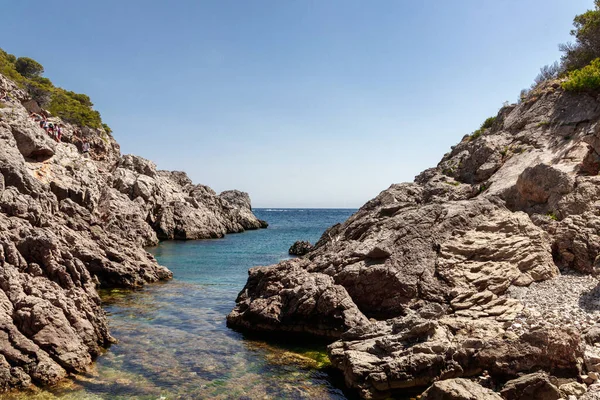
[421,378,502,400]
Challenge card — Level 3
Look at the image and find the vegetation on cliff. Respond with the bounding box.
[0,48,106,129]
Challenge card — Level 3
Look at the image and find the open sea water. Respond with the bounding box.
[6,209,360,400]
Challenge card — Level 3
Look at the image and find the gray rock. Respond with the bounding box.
[288,240,313,256]
[421,378,502,400]
[0,71,266,392]
[230,81,600,398]
[500,373,561,400]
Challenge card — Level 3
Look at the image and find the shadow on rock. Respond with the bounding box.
[579,282,600,312]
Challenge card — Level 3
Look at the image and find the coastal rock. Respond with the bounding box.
[500,373,561,400]
[230,81,600,398]
[421,378,502,400]
[226,259,369,338]
[288,240,313,256]
[0,71,265,391]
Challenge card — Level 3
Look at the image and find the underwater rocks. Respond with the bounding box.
[229,81,600,398]
[0,72,264,391]
[288,240,313,256]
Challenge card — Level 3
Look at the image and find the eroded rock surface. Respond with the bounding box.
[288,240,313,256]
[229,80,600,398]
[0,72,264,391]
[421,378,502,400]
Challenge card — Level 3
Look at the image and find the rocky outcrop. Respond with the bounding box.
[288,240,313,256]
[0,72,264,391]
[421,378,502,400]
[228,79,600,399]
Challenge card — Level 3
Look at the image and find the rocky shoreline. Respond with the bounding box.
[0,72,265,391]
[228,81,600,399]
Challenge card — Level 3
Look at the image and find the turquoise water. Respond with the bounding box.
[9,209,358,399]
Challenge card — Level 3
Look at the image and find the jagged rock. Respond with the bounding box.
[582,383,600,400]
[559,381,588,398]
[226,259,369,338]
[516,163,574,205]
[0,71,265,391]
[421,378,502,400]
[230,81,600,398]
[220,189,252,210]
[288,240,313,256]
[500,373,561,400]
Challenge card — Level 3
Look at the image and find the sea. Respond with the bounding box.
[6,209,362,400]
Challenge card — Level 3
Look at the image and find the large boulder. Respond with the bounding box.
[421,379,502,400]
[289,240,313,256]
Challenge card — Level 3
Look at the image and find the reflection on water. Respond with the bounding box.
[1,209,358,399]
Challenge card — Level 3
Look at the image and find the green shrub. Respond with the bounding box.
[561,0,600,71]
[481,116,497,129]
[562,58,600,91]
[102,123,112,134]
[470,116,497,141]
[0,47,106,129]
[48,89,102,128]
[0,50,23,83]
[15,57,44,78]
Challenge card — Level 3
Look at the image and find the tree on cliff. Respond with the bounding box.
[561,0,600,71]
[14,57,44,78]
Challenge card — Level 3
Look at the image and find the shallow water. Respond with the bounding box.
[4,209,361,400]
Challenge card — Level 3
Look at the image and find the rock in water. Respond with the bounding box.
[288,240,313,256]
[229,80,600,398]
[0,71,265,391]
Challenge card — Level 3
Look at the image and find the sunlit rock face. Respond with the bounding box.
[229,81,600,398]
[0,72,264,391]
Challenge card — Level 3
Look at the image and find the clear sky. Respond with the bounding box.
[0,0,593,207]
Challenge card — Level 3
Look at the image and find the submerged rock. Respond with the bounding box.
[288,240,313,256]
[0,72,265,391]
[229,80,600,398]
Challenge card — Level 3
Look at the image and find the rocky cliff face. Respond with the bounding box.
[0,72,265,391]
[228,81,600,398]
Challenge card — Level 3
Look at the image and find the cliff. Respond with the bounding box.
[228,80,600,398]
[0,72,265,391]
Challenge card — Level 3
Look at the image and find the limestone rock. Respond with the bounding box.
[230,81,600,398]
[226,259,369,338]
[500,373,561,400]
[559,381,588,398]
[421,378,502,400]
[0,71,265,392]
[288,240,313,256]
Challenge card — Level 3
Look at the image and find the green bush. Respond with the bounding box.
[48,89,102,128]
[0,50,23,83]
[481,116,497,129]
[102,123,112,134]
[15,57,44,78]
[562,58,600,91]
[470,116,497,141]
[561,0,600,71]
[0,47,106,129]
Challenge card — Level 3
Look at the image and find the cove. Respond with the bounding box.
[3,209,357,400]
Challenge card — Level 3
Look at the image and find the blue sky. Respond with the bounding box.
[0,0,592,207]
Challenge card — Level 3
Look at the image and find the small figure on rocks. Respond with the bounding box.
[82,140,91,156]
[56,124,62,142]
[288,240,313,256]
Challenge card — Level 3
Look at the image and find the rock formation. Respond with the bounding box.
[0,72,264,391]
[288,240,313,256]
[229,80,600,398]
